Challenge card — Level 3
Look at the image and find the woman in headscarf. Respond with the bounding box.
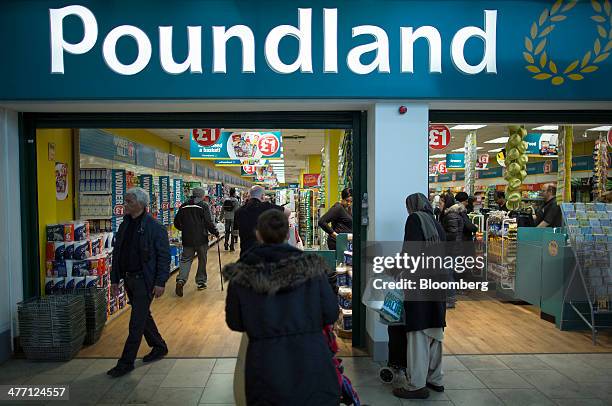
[391,193,447,400]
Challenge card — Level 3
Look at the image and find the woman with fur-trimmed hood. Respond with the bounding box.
[223,209,340,406]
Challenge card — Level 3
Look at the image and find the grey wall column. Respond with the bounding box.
[366,103,429,361]
[0,108,23,363]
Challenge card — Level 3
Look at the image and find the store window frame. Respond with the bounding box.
[19,111,368,348]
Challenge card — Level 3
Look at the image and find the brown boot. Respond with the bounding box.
[175,280,185,297]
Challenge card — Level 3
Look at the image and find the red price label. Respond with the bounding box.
[192,129,221,147]
[258,134,281,156]
[161,202,170,210]
[114,205,125,216]
[437,161,448,175]
[429,125,451,150]
[478,154,490,164]
[243,165,256,175]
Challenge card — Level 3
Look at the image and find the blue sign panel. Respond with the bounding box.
[191,131,282,160]
[446,154,465,169]
[80,129,136,164]
[3,1,610,101]
[180,158,193,175]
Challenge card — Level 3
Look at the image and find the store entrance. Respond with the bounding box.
[427,112,612,353]
[21,112,367,359]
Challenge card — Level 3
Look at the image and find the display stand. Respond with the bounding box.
[560,202,612,344]
[486,212,518,300]
[335,233,353,339]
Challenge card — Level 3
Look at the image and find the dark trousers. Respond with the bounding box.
[388,325,407,369]
[118,273,166,367]
[224,219,236,249]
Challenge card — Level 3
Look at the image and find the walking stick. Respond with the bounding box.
[217,238,224,291]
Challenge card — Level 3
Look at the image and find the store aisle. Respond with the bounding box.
[444,300,612,354]
[79,244,361,358]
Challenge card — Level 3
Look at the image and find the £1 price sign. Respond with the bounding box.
[192,129,221,147]
[437,161,448,175]
[258,134,281,157]
[428,125,451,150]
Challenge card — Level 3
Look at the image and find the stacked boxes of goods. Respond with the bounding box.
[45,221,125,317]
[336,234,353,338]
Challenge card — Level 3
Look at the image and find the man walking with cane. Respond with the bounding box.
[107,187,170,378]
[174,187,220,296]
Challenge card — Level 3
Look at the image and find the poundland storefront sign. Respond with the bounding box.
[1,0,611,100]
[50,6,497,76]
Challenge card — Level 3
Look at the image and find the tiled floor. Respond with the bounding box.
[1,354,612,405]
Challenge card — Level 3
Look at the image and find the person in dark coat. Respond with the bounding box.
[392,193,447,400]
[454,192,478,242]
[108,187,170,378]
[223,209,340,406]
[318,188,353,250]
[174,187,220,295]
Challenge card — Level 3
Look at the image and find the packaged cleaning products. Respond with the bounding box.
[338,287,353,309]
[45,277,55,295]
[72,260,89,276]
[85,276,98,288]
[65,275,77,292]
[52,277,66,294]
[46,224,64,242]
[64,260,74,276]
[74,240,90,260]
[74,276,86,290]
[64,223,75,242]
[45,261,54,277]
[54,260,67,277]
[74,222,87,241]
[53,242,66,262]
[46,242,56,261]
[64,242,74,260]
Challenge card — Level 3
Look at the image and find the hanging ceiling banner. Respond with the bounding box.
[445,153,465,170]
[190,131,282,160]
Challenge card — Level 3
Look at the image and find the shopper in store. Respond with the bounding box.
[222,187,239,251]
[454,192,479,241]
[439,193,463,308]
[223,209,340,405]
[495,191,508,211]
[234,185,288,256]
[466,196,476,214]
[318,188,353,250]
[391,192,447,400]
[107,187,170,378]
[535,184,563,228]
[174,187,220,295]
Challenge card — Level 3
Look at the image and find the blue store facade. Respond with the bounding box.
[1,0,612,362]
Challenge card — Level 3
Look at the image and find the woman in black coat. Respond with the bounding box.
[223,210,340,406]
[392,193,447,400]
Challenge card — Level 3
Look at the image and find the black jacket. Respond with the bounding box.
[223,244,340,406]
[234,199,284,255]
[442,203,478,241]
[111,213,171,292]
[174,198,218,247]
[402,213,447,332]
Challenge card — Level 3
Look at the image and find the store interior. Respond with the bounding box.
[429,122,612,352]
[35,127,360,358]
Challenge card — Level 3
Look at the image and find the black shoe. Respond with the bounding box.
[107,365,134,378]
[426,382,445,392]
[175,280,185,297]
[230,246,235,252]
[392,387,430,399]
[224,244,229,251]
[197,282,207,290]
[143,347,168,363]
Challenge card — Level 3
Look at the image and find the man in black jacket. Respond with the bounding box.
[108,187,170,378]
[174,187,219,296]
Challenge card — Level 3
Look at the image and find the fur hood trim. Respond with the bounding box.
[222,254,329,295]
[446,203,466,214]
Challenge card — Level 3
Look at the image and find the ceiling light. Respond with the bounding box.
[488,148,503,153]
[586,125,612,131]
[430,154,446,158]
[531,125,558,131]
[449,125,487,130]
[484,137,509,144]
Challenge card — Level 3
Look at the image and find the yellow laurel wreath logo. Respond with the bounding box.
[524,0,612,85]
